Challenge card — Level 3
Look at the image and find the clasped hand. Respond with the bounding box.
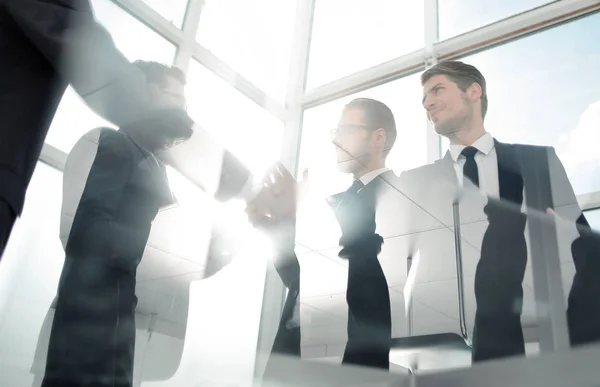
[245,163,298,248]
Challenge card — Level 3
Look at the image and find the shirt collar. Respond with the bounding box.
[359,167,390,186]
[449,132,494,162]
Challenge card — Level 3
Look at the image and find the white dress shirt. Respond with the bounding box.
[359,167,390,187]
[448,132,500,198]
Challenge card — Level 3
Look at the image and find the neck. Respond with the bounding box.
[121,126,160,153]
[446,119,486,146]
[353,159,385,180]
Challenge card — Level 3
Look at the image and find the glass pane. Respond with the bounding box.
[45,0,177,153]
[0,172,269,384]
[307,0,424,89]
[196,0,297,102]
[458,12,600,195]
[0,163,64,386]
[584,208,600,232]
[439,0,552,40]
[300,72,427,198]
[141,0,189,28]
[186,61,284,176]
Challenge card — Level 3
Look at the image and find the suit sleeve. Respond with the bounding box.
[547,147,584,222]
[6,0,152,127]
[544,147,600,274]
[66,130,146,259]
[266,248,301,375]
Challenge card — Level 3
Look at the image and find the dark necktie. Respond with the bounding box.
[346,179,365,197]
[461,146,479,188]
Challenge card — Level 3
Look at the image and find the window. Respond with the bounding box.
[438,0,552,40]
[140,0,189,28]
[196,0,297,102]
[0,163,64,385]
[299,72,428,198]
[584,208,600,232]
[186,61,284,177]
[45,0,177,153]
[455,12,600,195]
[307,0,424,89]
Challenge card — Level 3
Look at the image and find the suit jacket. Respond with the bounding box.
[62,127,173,266]
[398,139,600,344]
[267,171,394,367]
[399,140,587,242]
[0,0,160,217]
[0,1,247,221]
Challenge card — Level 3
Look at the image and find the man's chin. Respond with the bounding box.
[336,159,358,174]
[434,123,459,137]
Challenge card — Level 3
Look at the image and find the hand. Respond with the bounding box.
[246,163,298,248]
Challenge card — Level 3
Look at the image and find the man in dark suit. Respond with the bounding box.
[248,98,397,373]
[400,60,600,362]
[42,61,192,387]
[0,0,191,257]
[0,1,259,259]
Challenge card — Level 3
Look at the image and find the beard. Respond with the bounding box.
[433,102,473,138]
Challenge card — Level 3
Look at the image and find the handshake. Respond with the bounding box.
[245,163,299,250]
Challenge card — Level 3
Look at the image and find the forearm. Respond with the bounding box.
[7,0,152,126]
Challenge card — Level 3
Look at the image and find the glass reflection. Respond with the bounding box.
[307,0,425,89]
[196,0,297,101]
[438,0,552,40]
[45,0,177,153]
[458,12,600,195]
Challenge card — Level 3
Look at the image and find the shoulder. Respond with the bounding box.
[500,141,554,154]
[67,127,134,168]
[400,160,443,180]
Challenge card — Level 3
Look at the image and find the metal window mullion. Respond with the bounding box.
[302,0,599,111]
[111,0,186,46]
[39,143,68,172]
[577,191,600,211]
[253,0,316,381]
[435,0,600,60]
[302,49,426,109]
[174,0,205,72]
[424,0,440,164]
[191,43,288,122]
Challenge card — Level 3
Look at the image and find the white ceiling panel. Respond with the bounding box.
[302,344,328,358]
[148,204,214,265]
[373,176,449,239]
[298,252,348,297]
[397,228,480,284]
[295,197,343,251]
[137,245,206,282]
[301,302,345,327]
[301,323,347,346]
[302,293,347,319]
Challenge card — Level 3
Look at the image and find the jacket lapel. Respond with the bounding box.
[494,140,524,206]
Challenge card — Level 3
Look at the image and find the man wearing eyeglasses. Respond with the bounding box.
[249,98,397,374]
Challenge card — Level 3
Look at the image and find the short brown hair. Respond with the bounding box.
[133,60,186,87]
[421,60,488,118]
[344,98,397,154]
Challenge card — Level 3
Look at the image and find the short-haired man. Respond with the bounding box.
[42,60,191,387]
[401,60,600,362]
[248,98,398,374]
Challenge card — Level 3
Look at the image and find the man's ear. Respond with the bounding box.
[375,128,387,148]
[467,82,483,102]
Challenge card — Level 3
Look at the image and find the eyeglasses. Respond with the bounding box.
[330,124,372,137]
